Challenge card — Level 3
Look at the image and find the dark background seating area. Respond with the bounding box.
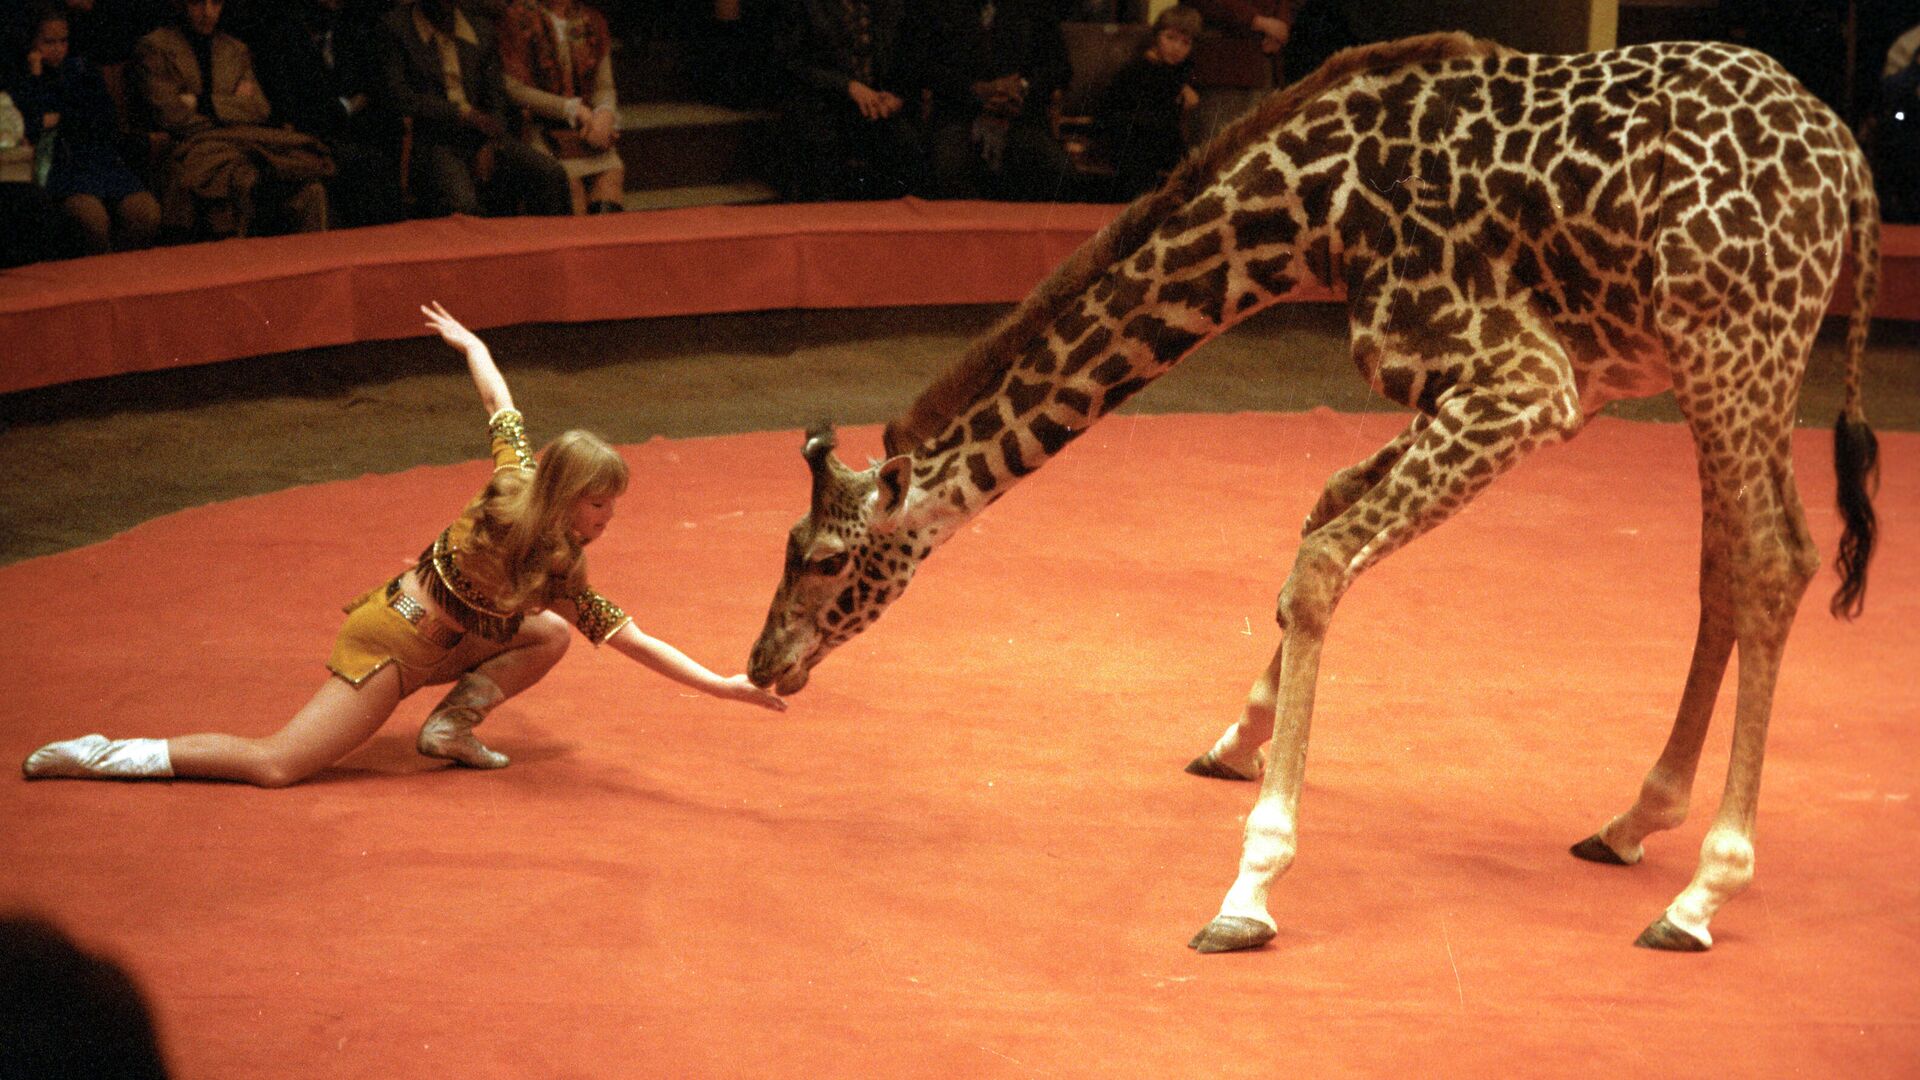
[5,1,1918,258]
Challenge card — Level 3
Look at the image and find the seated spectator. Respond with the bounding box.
[775,0,922,202]
[375,0,569,218]
[1877,21,1920,224]
[8,0,167,71]
[1092,4,1200,199]
[1187,0,1292,144]
[0,913,171,1079]
[247,0,402,229]
[498,0,625,215]
[132,0,331,240]
[921,0,1074,202]
[11,1,162,254]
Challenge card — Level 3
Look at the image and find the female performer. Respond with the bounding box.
[24,303,784,786]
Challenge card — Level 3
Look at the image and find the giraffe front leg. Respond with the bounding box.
[1187,419,1431,784]
[1185,643,1281,781]
[1190,551,1339,953]
[1186,362,1581,953]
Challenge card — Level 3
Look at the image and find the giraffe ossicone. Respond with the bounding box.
[748,31,1883,953]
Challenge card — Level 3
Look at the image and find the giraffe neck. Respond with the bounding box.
[885,32,1519,544]
[898,229,1320,542]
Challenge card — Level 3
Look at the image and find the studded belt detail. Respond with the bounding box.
[385,583,465,648]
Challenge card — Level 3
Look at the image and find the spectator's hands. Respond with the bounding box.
[583,107,617,149]
[41,111,61,130]
[26,47,43,77]
[1180,84,1199,109]
[715,674,787,712]
[972,74,1026,117]
[1253,15,1289,54]
[848,80,902,121]
[460,106,506,140]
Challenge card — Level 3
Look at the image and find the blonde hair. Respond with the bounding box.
[469,429,629,611]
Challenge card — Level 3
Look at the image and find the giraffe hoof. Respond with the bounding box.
[1634,916,1709,952]
[1187,916,1276,953]
[1183,751,1259,782]
[1569,834,1632,865]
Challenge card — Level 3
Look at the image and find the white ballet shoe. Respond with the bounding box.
[416,674,509,769]
[23,734,174,779]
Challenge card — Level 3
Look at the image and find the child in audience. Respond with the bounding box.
[1094,5,1202,199]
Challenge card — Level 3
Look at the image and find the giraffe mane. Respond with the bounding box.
[882,31,1511,459]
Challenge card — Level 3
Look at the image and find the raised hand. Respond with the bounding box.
[421,301,484,356]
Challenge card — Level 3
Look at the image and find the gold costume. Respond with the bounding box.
[327,409,631,693]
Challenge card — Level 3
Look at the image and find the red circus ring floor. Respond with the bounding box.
[2,411,1916,1079]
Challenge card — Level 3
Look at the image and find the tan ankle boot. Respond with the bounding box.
[416,673,510,769]
[24,734,174,779]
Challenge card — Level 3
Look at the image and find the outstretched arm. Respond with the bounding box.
[604,622,787,712]
[421,302,514,416]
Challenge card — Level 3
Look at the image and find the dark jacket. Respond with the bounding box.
[918,0,1071,125]
[374,3,513,149]
[251,7,388,142]
[779,0,917,102]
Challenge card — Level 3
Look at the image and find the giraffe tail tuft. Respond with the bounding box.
[1831,413,1878,620]
[1830,158,1881,620]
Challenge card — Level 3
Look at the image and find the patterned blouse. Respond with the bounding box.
[498,0,613,105]
[414,409,631,645]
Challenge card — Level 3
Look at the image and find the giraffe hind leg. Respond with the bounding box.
[1187,417,1432,783]
[1641,432,1817,950]
[1572,523,1735,866]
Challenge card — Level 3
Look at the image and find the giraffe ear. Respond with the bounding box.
[872,455,913,523]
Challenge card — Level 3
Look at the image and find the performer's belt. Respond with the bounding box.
[385,580,465,648]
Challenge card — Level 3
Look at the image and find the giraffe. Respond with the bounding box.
[747,32,1883,953]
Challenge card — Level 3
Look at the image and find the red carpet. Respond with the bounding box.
[3,411,1916,1079]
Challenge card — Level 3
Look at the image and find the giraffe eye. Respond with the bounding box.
[810,552,850,577]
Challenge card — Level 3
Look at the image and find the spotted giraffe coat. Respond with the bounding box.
[883,33,1875,508]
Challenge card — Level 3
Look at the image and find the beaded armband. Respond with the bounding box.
[489,408,535,471]
[569,587,631,645]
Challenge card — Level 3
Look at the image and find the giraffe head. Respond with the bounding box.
[749,425,920,695]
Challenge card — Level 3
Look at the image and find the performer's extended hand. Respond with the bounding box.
[715,674,787,712]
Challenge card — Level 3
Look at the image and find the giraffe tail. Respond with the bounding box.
[1830,158,1881,620]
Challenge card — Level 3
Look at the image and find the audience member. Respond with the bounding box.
[132,0,331,239]
[2,89,81,266]
[1092,4,1199,198]
[1275,0,1371,87]
[375,0,570,218]
[9,0,168,71]
[498,0,626,215]
[11,1,162,254]
[775,0,922,202]
[921,0,1074,202]
[1877,21,1920,224]
[689,0,783,108]
[1186,0,1292,144]
[246,0,400,229]
[0,913,171,1080]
